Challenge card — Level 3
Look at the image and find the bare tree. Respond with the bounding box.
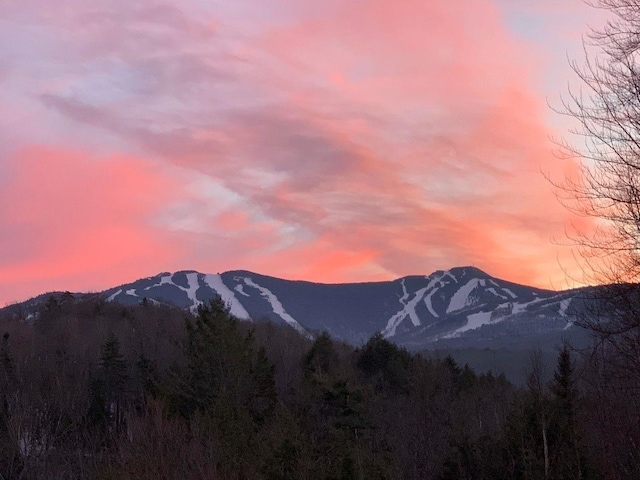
[557,0,640,283]
[556,1,640,381]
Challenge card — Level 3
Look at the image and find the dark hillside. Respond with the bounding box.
[1,295,634,478]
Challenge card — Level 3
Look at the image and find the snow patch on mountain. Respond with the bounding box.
[446,279,481,313]
[423,272,445,318]
[487,288,508,300]
[383,277,439,338]
[184,273,200,309]
[138,272,203,311]
[444,311,494,338]
[399,280,410,304]
[559,298,571,317]
[234,284,250,297]
[512,297,545,314]
[106,289,122,302]
[503,288,518,299]
[242,277,310,338]
[204,274,250,319]
[559,297,574,330]
[442,271,459,283]
[145,272,202,311]
[424,289,439,318]
[81,267,593,349]
[144,274,174,290]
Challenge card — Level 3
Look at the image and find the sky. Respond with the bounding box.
[0,0,610,305]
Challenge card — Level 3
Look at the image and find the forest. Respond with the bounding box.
[1,293,638,479]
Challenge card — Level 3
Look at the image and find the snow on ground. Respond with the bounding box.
[446,279,481,313]
[125,289,138,297]
[381,315,404,338]
[399,279,409,304]
[424,289,439,318]
[512,297,545,314]
[502,288,518,299]
[559,298,573,330]
[242,277,310,338]
[458,311,493,334]
[487,287,508,300]
[184,273,201,310]
[204,274,250,319]
[234,284,250,297]
[442,311,493,338]
[442,271,459,283]
[559,298,571,317]
[382,280,430,337]
[488,280,518,299]
[106,289,122,302]
[423,272,445,318]
[141,272,202,311]
[143,272,202,311]
[144,273,174,290]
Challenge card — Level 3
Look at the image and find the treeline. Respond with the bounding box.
[0,296,637,479]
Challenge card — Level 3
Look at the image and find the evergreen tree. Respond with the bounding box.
[304,331,337,380]
[357,333,412,394]
[173,297,277,476]
[88,335,129,431]
[549,346,589,479]
[135,352,159,408]
[177,297,261,415]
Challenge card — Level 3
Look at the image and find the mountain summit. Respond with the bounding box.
[100,267,587,349]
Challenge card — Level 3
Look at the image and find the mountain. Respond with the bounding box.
[96,266,592,350]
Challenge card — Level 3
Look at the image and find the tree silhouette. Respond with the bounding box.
[88,334,129,432]
[556,0,640,410]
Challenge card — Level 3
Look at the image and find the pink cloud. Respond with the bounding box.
[0,146,186,302]
[0,0,599,303]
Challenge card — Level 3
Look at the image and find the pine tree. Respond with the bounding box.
[304,332,337,381]
[174,297,277,476]
[357,333,412,394]
[550,346,588,479]
[88,335,129,431]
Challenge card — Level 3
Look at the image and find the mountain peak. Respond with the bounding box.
[447,266,489,278]
[2,266,588,352]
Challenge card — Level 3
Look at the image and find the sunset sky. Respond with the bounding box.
[0,0,609,305]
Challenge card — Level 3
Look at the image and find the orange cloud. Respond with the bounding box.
[0,0,600,304]
[0,146,186,302]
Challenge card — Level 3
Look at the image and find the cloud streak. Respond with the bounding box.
[0,0,600,303]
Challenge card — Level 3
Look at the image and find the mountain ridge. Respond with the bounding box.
[2,266,591,350]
